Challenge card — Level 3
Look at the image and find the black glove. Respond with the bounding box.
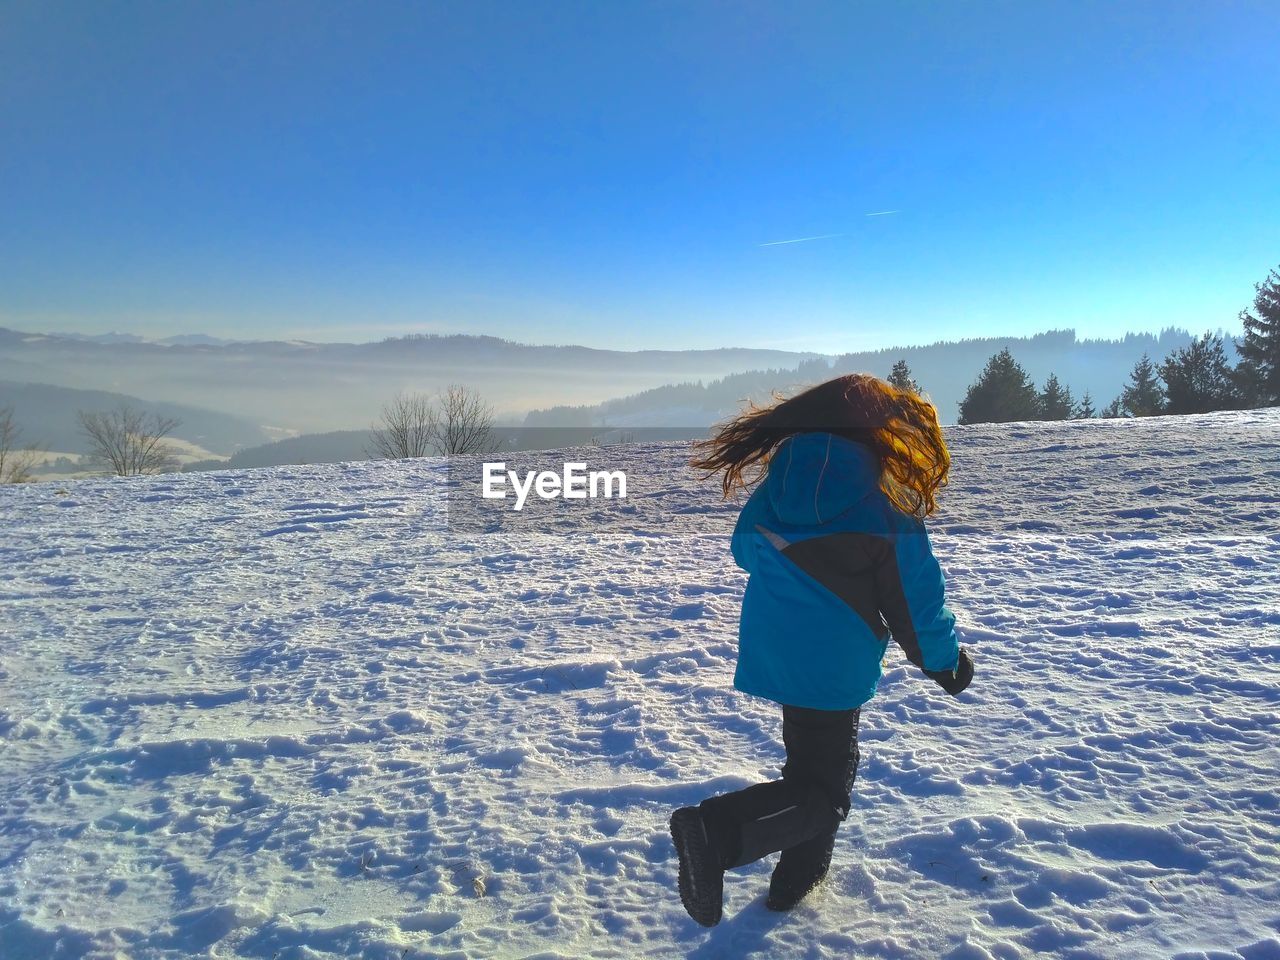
[924,646,974,696]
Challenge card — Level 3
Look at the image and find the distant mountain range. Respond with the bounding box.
[45,331,236,346]
[525,328,1229,427]
[0,327,820,435]
[2,325,1239,476]
[0,380,271,455]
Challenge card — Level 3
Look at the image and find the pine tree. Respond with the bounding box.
[1120,354,1166,417]
[1235,265,1280,406]
[1101,398,1122,418]
[1073,390,1096,419]
[1158,332,1239,414]
[887,359,920,394]
[958,349,1042,424]
[1039,373,1075,420]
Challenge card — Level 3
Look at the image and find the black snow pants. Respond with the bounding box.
[698,705,861,871]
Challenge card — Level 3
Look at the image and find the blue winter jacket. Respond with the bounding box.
[730,431,960,710]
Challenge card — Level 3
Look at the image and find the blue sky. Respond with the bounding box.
[2,1,1277,352]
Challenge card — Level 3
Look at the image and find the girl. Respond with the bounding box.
[670,373,973,927]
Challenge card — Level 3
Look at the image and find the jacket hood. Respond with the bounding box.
[765,432,882,526]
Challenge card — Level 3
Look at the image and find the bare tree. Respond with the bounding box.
[77,404,181,476]
[368,391,438,459]
[431,385,495,455]
[0,405,41,484]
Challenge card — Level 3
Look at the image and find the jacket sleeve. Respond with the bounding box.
[873,516,960,675]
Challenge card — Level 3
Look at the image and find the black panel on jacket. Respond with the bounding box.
[780,532,891,641]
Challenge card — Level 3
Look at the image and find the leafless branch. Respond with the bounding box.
[367,392,439,460]
[76,404,181,476]
[431,384,495,456]
[0,405,42,484]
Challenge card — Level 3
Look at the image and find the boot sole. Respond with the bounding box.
[669,807,723,927]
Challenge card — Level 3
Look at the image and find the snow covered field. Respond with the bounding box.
[2,409,1279,960]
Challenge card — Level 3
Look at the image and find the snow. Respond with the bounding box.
[2,408,1279,959]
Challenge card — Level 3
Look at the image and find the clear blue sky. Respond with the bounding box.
[2,1,1277,352]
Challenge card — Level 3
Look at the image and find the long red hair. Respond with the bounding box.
[690,373,950,518]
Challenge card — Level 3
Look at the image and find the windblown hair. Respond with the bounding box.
[690,373,950,518]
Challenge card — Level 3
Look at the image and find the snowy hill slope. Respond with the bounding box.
[2,409,1279,959]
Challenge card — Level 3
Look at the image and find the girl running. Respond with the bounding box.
[670,373,973,926]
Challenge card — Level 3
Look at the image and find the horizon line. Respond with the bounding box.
[1,322,1237,356]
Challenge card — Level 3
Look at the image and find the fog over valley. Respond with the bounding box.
[1,325,1223,472]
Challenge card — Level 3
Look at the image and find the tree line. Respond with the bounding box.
[894,266,1279,425]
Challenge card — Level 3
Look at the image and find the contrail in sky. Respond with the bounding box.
[758,233,843,247]
[760,212,901,246]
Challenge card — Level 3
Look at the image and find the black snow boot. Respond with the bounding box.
[669,806,724,927]
[766,828,836,911]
